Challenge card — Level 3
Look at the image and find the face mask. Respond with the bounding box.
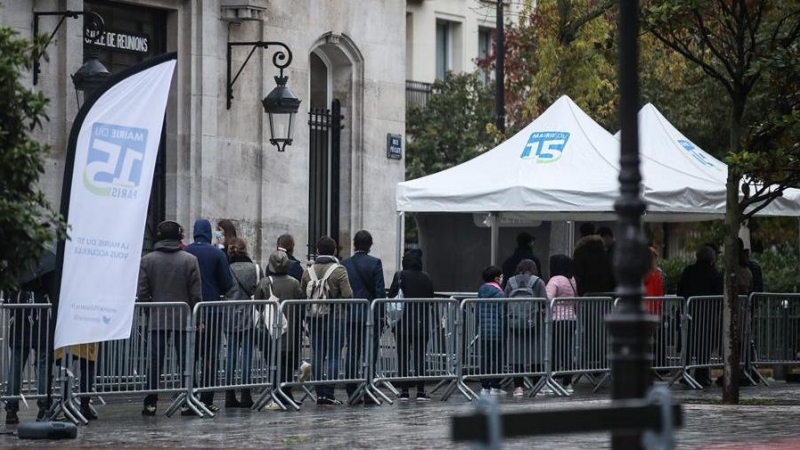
[214,230,223,241]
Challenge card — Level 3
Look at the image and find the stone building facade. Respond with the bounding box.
[2,0,406,275]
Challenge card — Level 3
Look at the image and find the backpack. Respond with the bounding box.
[506,276,543,330]
[305,264,340,317]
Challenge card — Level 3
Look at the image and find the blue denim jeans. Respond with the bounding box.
[225,330,254,386]
[5,346,49,411]
[309,316,343,399]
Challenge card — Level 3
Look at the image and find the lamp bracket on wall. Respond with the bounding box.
[227,41,293,109]
[33,10,105,85]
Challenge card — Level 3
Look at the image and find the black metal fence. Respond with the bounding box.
[406,80,432,109]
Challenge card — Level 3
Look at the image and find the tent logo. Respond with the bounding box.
[521,131,570,163]
[83,122,148,200]
[678,139,715,168]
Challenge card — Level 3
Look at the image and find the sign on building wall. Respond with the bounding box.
[85,28,151,55]
[54,53,177,349]
[387,133,402,160]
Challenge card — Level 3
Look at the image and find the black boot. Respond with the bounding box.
[225,390,240,408]
[80,399,98,421]
[239,389,253,408]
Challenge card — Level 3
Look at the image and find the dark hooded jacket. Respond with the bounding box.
[185,220,234,302]
[677,260,723,298]
[572,235,615,296]
[388,250,434,335]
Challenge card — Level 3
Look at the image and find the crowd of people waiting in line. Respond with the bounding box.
[3,220,764,424]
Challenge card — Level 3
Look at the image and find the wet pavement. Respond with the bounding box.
[3,380,800,449]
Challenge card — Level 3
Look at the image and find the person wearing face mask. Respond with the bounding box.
[502,233,542,288]
[216,219,237,255]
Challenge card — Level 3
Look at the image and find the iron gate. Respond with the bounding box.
[307,99,343,260]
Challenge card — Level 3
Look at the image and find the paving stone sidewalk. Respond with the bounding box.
[3,381,800,449]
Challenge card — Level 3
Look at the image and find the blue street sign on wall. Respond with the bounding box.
[387,133,402,160]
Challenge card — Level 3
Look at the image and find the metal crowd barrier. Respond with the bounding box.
[562,297,615,393]
[272,299,370,410]
[750,293,800,383]
[193,300,278,412]
[460,298,551,398]
[11,291,799,422]
[1,299,55,411]
[55,302,199,423]
[677,295,751,389]
[368,298,466,403]
[647,297,686,381]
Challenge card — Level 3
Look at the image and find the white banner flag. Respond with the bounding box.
[54,54,177,349]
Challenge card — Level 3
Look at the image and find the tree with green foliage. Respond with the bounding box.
[405,72,495,180]
[644,0,800,404]
[0,27,66,292]
[403,72,495,242]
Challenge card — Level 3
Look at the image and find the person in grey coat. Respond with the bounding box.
[137,221,202,416]
[223,237,262,408]
[255,250,305,405]
[503,259,547,396]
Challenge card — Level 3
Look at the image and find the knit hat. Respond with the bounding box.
[156,220,183,241]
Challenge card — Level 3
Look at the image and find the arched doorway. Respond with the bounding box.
[307,50,340,259]
[307,35,364,259]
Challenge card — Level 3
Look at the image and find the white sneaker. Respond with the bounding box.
[298,361,312,382]
[480,388,491,396]
[513,387,524,397]
[490,388,506,396]
[536,385,555,396]
[564,385,574,394]
[264,401,282,411]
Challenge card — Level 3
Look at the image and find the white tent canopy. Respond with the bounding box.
[396,95,726,223]
[631,103,800,218]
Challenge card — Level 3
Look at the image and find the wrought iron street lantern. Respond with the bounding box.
[71,51,111,100]
[227,41,301,152]
[262,75,301,152]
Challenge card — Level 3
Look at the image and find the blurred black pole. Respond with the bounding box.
[495,0,505,134]
[606,0,658,449]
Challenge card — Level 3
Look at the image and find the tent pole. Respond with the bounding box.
[396,211,404,272]
[490,212,499,266]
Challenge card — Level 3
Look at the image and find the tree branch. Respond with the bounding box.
[647,27,734,95]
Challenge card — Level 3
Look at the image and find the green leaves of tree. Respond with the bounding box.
[0,27,66,292]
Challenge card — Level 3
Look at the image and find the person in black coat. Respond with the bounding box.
[572,223,615,296]
[268,234,304,282]
[502,233,543,287]
[4,272,54,424]
[677,245,723,386]
[387,249,434,401]
[341,230,385,402]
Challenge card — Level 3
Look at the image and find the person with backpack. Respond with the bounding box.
[223,237,262,408]
[387,249,434,402]
[341,230,385,404]
[255,249,306,408]
[503,259,547,397]
[300,236,353,405]
[477,265,506,395]
[546,254,578,393]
